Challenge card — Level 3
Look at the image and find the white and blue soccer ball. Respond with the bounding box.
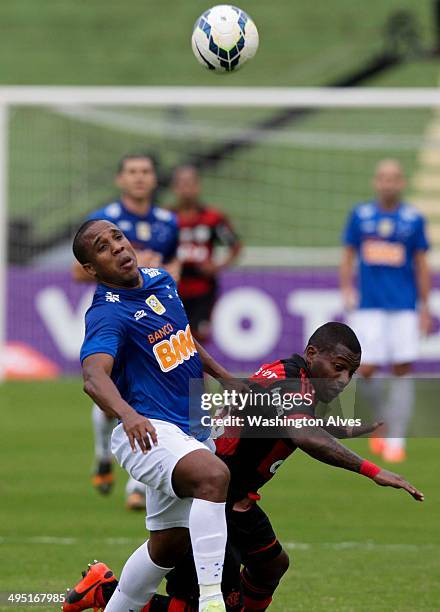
[191,5,259,72]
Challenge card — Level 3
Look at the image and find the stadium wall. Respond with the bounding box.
[6,267,440,378]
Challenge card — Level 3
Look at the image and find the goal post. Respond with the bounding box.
[1,86,440,380]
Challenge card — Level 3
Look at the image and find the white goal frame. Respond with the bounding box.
[1,86,440,380]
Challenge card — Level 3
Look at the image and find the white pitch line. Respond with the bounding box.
[284,541,437,551]
[0,536,436,551]
[0,536,141,546]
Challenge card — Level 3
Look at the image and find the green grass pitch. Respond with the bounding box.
[1,380,439,611]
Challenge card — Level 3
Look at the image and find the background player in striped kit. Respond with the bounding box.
[172,165,241,343]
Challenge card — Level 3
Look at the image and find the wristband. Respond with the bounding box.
[360,460,381,479]
[247,492,261,501]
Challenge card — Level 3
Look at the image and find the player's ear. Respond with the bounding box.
[115,173,123,190]
[305,345,318,367]
[82,262,98,280]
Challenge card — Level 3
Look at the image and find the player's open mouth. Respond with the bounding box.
[119,257,134,271]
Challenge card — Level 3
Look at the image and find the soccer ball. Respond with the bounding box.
[191,5,259,72]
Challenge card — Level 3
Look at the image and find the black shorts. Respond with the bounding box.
[182,287,217,336]
[227,503,282,565]
[165,503,281,610]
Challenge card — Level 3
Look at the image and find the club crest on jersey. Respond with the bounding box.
[145,294,166,315]
[377,218,394,237]
[136,221,151,241]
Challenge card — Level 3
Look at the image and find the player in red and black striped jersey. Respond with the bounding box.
[158,323,423,611]
[64,323,423,612]
[172,165,241,342]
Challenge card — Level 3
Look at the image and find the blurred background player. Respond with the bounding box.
[171,165,241,342]
[340,159,432,463]
[72,153,180,509]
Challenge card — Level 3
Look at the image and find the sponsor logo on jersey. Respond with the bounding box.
[105,292,120,303]
[362,239,405,266]
[147,323,174,344]
[134,310,147,321]
[145,294,166,314]
[153,323,197,372]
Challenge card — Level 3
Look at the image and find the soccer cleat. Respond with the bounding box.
[126,491,146,511]
[368,436,385,456]
[92,460,114,495]
[63,561,117,612]
[382,445,407,463]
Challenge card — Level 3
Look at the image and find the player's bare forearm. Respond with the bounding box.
[290,425,424,500]
[83,358,134,420]
[339,247,358,310]
[220,242,242,270]
[339,247,355,289]
[194,339,232,380]
[414,250,431,304]
[290,425,363,473]
[83,354,157,452]
[414,250,432,334]
[323,421,382,439]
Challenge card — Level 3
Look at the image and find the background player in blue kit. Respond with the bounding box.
[72,153,180,508]
[72,218,237,612]
[340,159,432,463]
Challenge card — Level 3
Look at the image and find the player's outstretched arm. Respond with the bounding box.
[194,339,249,395]
[323,420,383,439]
[83,353,157,453]
[289,424,424,501]
[194,338,234,380]
[372,468,424,501]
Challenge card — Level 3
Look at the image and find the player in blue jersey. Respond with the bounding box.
[340,159,432,462]
[73,218,239,612]
[72,153,180,508]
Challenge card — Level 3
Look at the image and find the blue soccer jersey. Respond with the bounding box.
[87,201,178,262]
[80,268,207,439]
[343,201,429,310]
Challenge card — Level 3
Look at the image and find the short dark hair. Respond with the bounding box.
[72,219,103,264]
[172,164,200,179]
[117,152,158,174]
[307,322,361,355]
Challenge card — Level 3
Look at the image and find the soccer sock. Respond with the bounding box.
[92,403,117,462]
[105,541,172,612]
[357,377,386,423]
[188,499,227,606]
[240,568,274,611]
[385,376,414,449]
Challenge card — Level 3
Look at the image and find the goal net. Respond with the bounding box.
[1,87,440,378]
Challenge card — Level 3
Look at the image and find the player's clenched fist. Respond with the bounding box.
[373,469,424,501]
[122,412,158,454]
